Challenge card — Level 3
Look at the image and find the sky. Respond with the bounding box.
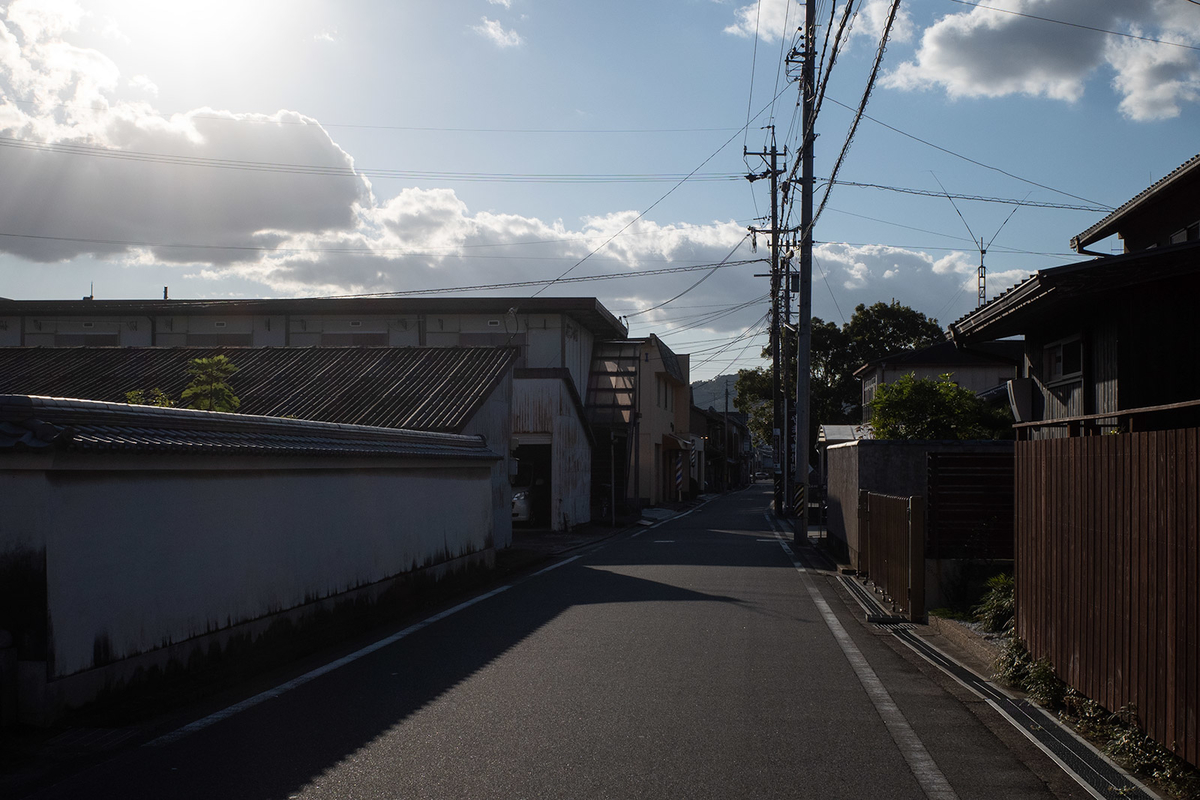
[1,0,1198,381]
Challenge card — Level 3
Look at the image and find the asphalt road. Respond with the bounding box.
[34,485,1075,799]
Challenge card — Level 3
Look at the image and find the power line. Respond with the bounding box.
[329,261,766,298]
[826,179,1108,212]
[945,0,1200,52]
[3,99,740,133]
[623,235,751,319]
[823,97,1114,209]
[803,0,904,237]
[531,81,798,297]
[0,229,765,267]
[0,137,740,183]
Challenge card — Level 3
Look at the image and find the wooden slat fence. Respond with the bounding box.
[859,490,925,621]
[926,453,1014,560]
[1016,428,1199,767]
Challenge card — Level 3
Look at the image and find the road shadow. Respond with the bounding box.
[34,563,739,799]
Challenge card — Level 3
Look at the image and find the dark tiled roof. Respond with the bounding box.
[0,296,629,339]
[1072,153,1200,250]
[948,241,1200,342]
[0,347,515,432]
[853,339,1022,377]
[0,395,499,459]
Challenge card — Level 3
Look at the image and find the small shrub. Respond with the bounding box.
[973,572,1015,633]
[994,636,1033,688]
[1026,657,1066,708]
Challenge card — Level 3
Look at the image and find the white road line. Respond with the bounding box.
[765,514,959,800]
[147,556,582,748]
[529,555,582,577]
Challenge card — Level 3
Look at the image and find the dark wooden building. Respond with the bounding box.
[948,241,1200,436]
[947,154,1200,768]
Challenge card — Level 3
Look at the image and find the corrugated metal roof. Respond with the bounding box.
[0,395,499,460]
[0,347,515,432]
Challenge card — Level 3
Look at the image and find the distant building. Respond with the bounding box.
[854,339,1022,423]
[0,345,519,545]
[587,334,691,508]
[0,296,627,530]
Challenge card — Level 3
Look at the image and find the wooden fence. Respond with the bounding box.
[1016,428,1199,767]
[858,490,925,621]
[926,453,1014,560]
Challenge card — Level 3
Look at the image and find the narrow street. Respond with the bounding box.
[33,486,1078,799]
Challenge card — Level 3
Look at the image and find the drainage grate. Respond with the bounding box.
[871,622,919,631]
[893,629,1157,800]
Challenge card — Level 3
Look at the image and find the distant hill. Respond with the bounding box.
[690,373,739,411]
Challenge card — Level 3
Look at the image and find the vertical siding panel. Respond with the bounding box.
[1104,433,1113,710]
[1109,433,1119,712]
[1087,435,1097,700]
[1188,428,1199,766]
[1152,431,1164,747]
[1075,434,1084,686]
[1166,430,1179,754]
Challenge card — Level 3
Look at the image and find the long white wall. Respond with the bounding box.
[2,459,494,681]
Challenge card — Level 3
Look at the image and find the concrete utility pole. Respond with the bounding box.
[746,129,787,515]
[793,0,816,538]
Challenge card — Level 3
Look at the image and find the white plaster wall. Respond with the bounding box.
[524,315,562,370]
[38,464,494,678]
[461,373,514,549]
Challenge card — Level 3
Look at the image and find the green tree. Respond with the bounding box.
[735,301,945,455]
[868,373,1012,440]
[124,388,175,407]
[181,355,240,412]
[733,366,773,447]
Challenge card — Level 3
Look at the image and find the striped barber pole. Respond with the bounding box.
[675,452,683,496]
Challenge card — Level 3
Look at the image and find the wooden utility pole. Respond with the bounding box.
[746,129,787,515]
[793,0,816,536]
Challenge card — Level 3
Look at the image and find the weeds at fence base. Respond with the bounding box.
[993,637,1200,799]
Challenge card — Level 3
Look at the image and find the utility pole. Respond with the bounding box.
[978,240,986,307]
[746,128,787,515]
[792,0,816,537]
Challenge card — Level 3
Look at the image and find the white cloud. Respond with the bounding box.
[313,30,336,43]
[473,17,522,48]
[128,73,157,94]
[884,0,1200,120]
[0,0,1035,363]
[487,0,513,8]
[725,0,801,42]
[812,242,1028,325]
[724,0,911,45]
